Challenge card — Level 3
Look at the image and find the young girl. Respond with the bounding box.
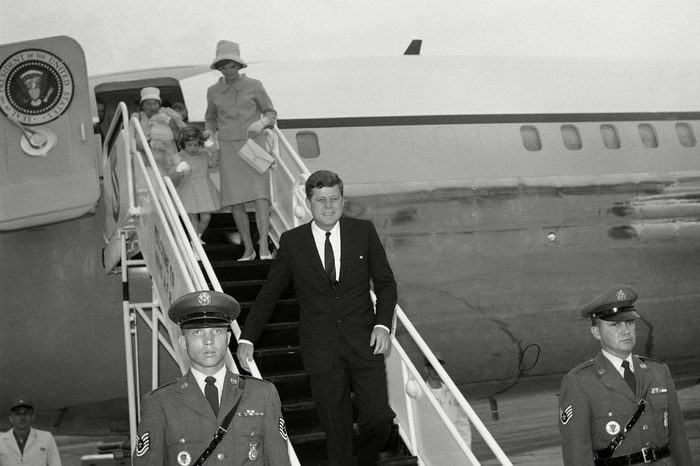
[168,126,220,244]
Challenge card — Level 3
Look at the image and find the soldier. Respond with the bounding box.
[559,285,694,466]
[133,290,291,465]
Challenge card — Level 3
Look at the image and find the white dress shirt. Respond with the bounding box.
[601,349,634,377]
[191,365,226,404]
[311,221,341,281]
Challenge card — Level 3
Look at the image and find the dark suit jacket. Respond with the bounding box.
[559,352,693,466]
[134,370,291,465]
[241,217,397,375]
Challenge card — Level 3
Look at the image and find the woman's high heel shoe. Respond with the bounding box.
[237,251,257,261]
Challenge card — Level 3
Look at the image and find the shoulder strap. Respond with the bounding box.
[192,377,246,466]
[594,398,647,459]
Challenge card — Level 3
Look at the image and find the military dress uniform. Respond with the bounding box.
[559,285,693,466]
[133,290,291,466]
[133,370,290,466]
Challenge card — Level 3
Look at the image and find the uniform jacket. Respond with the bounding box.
[204,75,277,142]
[133,370,290,466]
[0,427,61,466]
[559,352,693,466]
[240,217,398,375]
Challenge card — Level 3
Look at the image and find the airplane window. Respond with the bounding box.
[638,123,658,148]
[520,125,542,151]
[600,124,621,149]
[561,124,582,150]
[296,131,320,158]
[675,122,696,147]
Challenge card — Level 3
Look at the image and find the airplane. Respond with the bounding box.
[2,34,700,447]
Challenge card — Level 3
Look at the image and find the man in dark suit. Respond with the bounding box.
[134,290,291,466]
[237,170,397,466]
[559,285,693,466]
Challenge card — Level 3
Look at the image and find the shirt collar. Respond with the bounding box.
[601,349,634,372]
[191,365,226,391]
[310,219,340,239]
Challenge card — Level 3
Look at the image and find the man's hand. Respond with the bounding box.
[370,327,391,355]
[236,342,254,371]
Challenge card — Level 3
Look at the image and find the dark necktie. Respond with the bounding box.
[205,376,219,416]
[324,231,336,284]
[622,360,636,393]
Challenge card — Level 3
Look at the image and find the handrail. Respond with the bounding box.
[389,300,513,465]
[267,127,311,237]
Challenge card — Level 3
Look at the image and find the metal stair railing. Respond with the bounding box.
[383,293,513,466]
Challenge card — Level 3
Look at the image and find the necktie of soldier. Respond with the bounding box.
[205,376,219,416]
[324,231,336,284]
[622,360,636,393]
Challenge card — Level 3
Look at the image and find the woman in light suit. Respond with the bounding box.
[203,40,277,260]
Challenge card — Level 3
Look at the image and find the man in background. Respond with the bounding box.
[0,397,61,466]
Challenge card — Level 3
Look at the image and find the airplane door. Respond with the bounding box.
[0,36,99,230]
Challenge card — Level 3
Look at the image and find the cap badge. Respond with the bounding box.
[615,289,626,301]
[198,292,211,305]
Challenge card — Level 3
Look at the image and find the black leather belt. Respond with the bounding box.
[594,445,670,465]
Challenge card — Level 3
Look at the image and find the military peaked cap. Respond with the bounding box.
[168,290,240,328]
[9,396,33,412]
[581,285,641,322]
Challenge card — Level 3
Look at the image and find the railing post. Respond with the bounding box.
[120,231,138,455]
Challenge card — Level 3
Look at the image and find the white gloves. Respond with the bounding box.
[247,116,272,137]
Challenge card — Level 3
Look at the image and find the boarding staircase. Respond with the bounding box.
[101,101,513,465]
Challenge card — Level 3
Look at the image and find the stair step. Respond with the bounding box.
[282,397,315,411]
[238,299,300,324]
[209,262,274,281]
[254,346,303,374]
[289,426,326,444]
[221,280,295,303]
[264,371,312,401]
[255,323,300,348]
[282,399,320,431]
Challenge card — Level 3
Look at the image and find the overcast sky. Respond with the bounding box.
[2,0,700,76]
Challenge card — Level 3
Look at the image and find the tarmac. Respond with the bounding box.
[476,384,700,465]
[56,384,700,465]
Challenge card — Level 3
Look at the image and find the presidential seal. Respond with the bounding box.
[0,48,74,125]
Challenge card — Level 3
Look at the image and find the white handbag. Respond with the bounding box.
[237,139,274,174]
